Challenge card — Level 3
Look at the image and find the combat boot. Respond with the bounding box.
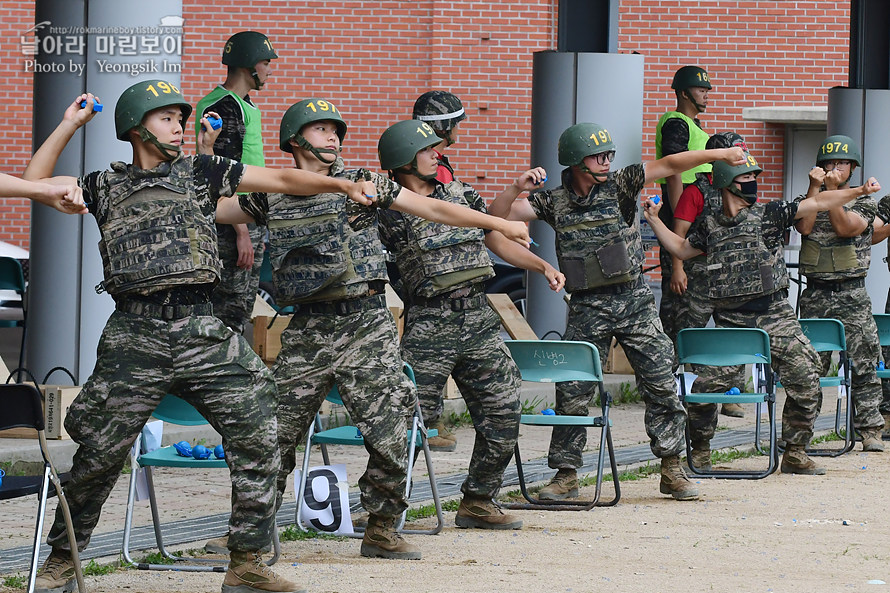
[222,551,305,593]
[720,403,745,418]
[455,495,523,530]
[206,534,271,555]
[360,515,421,560]
[428,419,457,452]
[537,468,579,500]
[689,447,712,471]
[780,444,826,475]
[34,549,75,593]
[860,429,885,452]
[659,455,700,500]
[882,413,890,440]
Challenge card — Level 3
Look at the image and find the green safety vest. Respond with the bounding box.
[196,86,266,167]
[654,111,711,184]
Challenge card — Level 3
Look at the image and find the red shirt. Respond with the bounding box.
[673,174,710,223]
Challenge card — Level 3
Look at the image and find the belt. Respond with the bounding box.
[807,277,865,292]
[116,299,213,320]
[412,292,489,312]
[730,289,789,313]
[295,293,385,316]
[573,277,640,296]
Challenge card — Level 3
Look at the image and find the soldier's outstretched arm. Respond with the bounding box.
[485,230,564,292]
[796,177,881,220]
[645,147,745,185]
[236,165,375,206]
[25,94,100,183]
[392,187,530,246]
[0,173,85,215]
[642,197,702,261]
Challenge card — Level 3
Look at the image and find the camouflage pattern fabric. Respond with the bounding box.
[708,300,822,446]
[550,277,688,466]
[272,302,415,518]
[401,303,521,498]
[658,248,681,366]
[211,222,265,333]
[800,286,884,430]
[47,311,279,553]
[883,289,890,415]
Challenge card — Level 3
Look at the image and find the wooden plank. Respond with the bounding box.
[486,293,538,340]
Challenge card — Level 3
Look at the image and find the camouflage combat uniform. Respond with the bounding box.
[528,164,688,467]
[796,194,884,432]
[238,158,415,519]
[676,173,746,439]
[46,155,280,554]
[378,179,521,499]
[197,87,267,334]
[686,200,822,447]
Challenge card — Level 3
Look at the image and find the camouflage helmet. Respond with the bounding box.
[222,31,278,68]
[558,122,616,167]
[712,151,762,189]
[378,120,442,170]
[114,79,192,141]
[816,134,861,167]
[412,90,466,132]
[706,131,748,151]
[671,66,712,90]
[279,98,347,153]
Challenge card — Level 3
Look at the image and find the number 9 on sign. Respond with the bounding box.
[294,464,354,535]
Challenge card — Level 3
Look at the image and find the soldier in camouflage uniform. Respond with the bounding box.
[673,132,751,469]
[795,135,884,452]
[196,31,278,335]
[237,100,532,561]
[644,149,882,476]
[24,82,376,593]
[376,120,565,529]
[490,122,746,501]
[872,197,890,439]
[413,90,466,185]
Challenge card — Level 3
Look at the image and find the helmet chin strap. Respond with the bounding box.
[684,90,706,113]
[398,162,436,182]
[579,163,609,180]
[137,125,181,160]
[296,135,340,164]
[250,68,264,90]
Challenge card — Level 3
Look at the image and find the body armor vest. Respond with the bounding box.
[395,181,494,298]
[799,198,871,280]
[98,157,220,297]
[704,203,788,309]
[687,173,723,263]
[267,189,388,305]
[552,182,643,292]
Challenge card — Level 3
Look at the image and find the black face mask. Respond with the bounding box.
[731,179,758,204]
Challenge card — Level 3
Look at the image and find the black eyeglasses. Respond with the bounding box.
[591,151,616,165]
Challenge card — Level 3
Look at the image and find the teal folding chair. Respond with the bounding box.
[122,395,280,571]
[500,340,619,511]
[0,256,28,380]
[677,328,778,479]
[874,314,890,380]
[295,363,444,536]
[797,318,853,456]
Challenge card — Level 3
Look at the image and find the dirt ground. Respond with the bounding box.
[8,444,888,593]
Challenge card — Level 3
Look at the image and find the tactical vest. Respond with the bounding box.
[551,182,643,292]
[654,111,711,184]
[704,203,788,309]
[396,181,494,298]
[266,168,389,305]
[196,86,265,166]
[799,198,871,280]
[687,172,723,263]
[98,157,220,296]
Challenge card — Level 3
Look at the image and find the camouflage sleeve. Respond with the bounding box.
[686,216,708,252]
[201,95,245,161]
[876,194,890,224]
[237,192,269,226]
[193,154,245,201]
[78,170,104,220]
[377,207,407,251]
[849,195,877,225]
[463,183,487,214]
[616,163,646,224]
[527,189,553,225]
[763,200,798,244]
[368,169,402,210]
[660,117,691,156]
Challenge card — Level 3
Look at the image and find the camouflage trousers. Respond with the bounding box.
[693,299,822,446]
[551,276,687,468]
[211,222,265,334]
[800,284,884,430]
[658,245,682,358]
[272,296,415,519]
[47,310,280,553]
[680,256,746,440]
[402,303,521,499]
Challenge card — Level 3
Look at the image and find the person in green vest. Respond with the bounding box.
[195,30,277,337]
[196,30,277,557]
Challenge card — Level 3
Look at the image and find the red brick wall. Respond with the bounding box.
[0,0,850,260]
